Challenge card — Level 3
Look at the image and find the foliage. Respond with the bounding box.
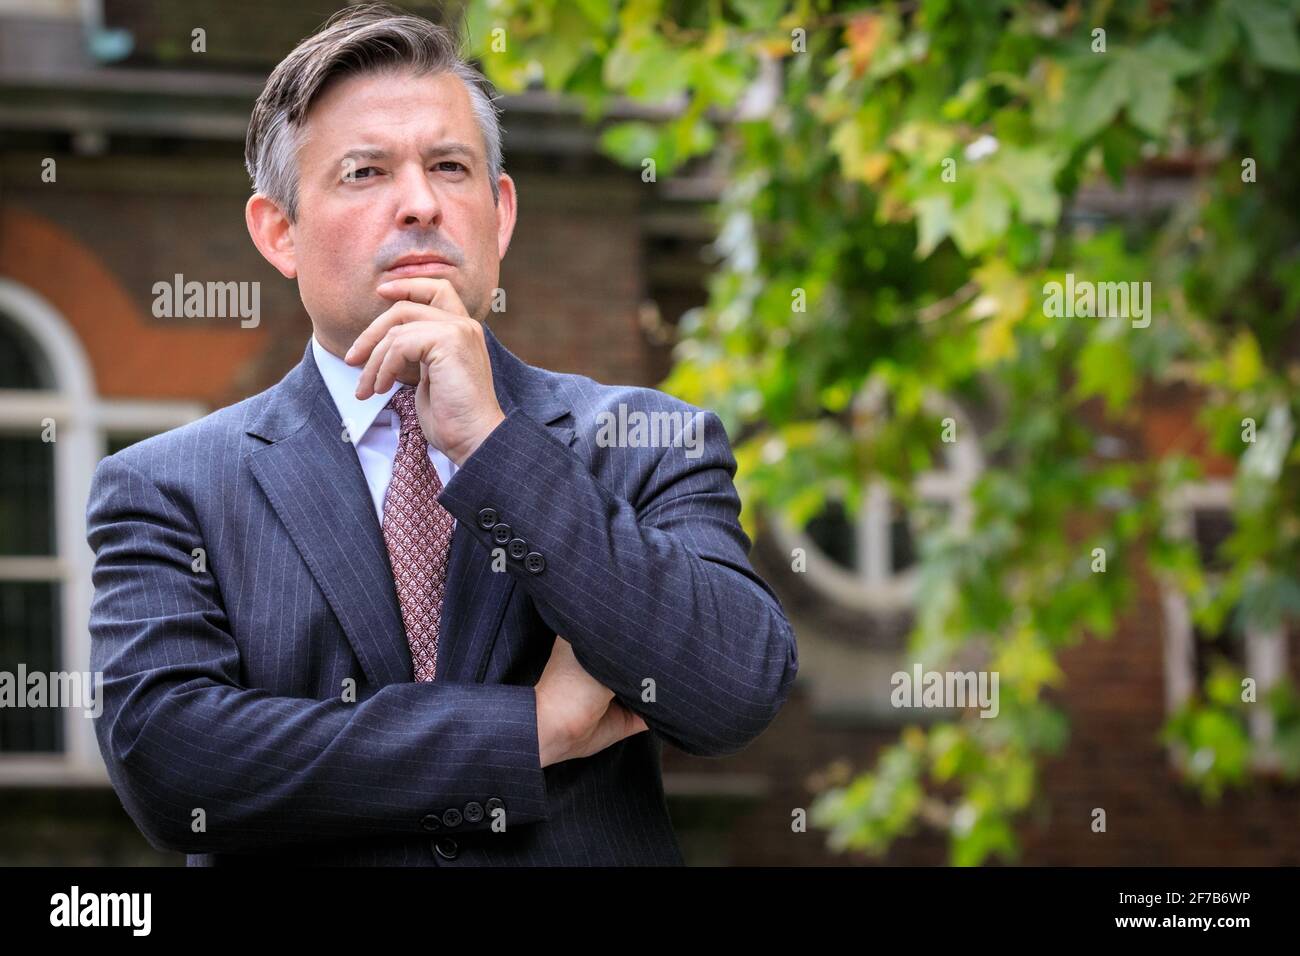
[465,0,1300,863]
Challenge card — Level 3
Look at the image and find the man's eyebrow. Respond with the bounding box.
[337,147,390,163]
[423,142,479,162]
[333,143,480,165]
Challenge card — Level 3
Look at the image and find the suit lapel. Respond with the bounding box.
[244,328,577,688]
[245,344,412,687]
[434,323,577,682]
[433,521,515,682]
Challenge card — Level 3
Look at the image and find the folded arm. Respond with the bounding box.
[86,453,547,855]
[438,402,800,759]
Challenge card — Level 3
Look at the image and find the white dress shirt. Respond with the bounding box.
[310,334,458,524]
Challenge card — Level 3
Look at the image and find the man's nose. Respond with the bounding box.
[394,165,442,228]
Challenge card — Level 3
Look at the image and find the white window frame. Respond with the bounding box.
[0,279,205,785]
[771,395,983,613]
[1160,479,1287,773]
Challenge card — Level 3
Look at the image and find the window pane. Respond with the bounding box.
[0,315,53,390]
[805,500,857,572]
[1193,509,1234,573]
[890,499,951,574]
[1193,617,1246,689]
[0,580,63,753]
[0,436,55,556]
[889,510,915,574]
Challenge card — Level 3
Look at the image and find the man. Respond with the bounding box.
[85,4,798,866]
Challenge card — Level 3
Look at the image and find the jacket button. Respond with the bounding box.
[434,837,459,860]
[463,801,484,824]
[485,797,505,822]
[477,508,498,530]
[525,552,546,574]
[442,807,463,828]
[508,538,527,560]
[492,524,512,545]
[420,813,441,832]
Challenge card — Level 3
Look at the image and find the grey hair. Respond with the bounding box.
[245,3,504,223]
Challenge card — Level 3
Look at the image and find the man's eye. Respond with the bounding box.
[345,166,379,181]
[434,161,467,173]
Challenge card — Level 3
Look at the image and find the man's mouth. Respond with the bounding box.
[383,254,458,278]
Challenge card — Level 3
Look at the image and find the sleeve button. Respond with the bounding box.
[477,508,499,530]
[508,538,527,559]
[492,524,512,545]
[525,552,546,574]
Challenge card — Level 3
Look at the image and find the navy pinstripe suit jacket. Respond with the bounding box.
[85,326,799,866]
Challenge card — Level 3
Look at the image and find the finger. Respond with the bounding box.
[355,331,396,400]
[373,328,424,394]
[376,277,470,316]
[346,300,466,368]
[345,307,408,368]
[371,334,404,396]
[358,324,422,398]
[345,312,400,369]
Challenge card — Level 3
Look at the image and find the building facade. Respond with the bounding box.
[1,0,1296,865]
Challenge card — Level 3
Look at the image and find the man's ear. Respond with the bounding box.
[495,172,518,260]
[245,194,297,279]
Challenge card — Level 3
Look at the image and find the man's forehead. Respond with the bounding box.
[304,70,478,145]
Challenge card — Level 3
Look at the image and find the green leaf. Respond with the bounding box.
[571,0,615,29]
[670,111,717,161]
[728,0,785,28]
[950,178,1010,256]
[599,121,665,165]
[1126,67,1175,137]
[1235,0,1300,72]
[1138,34,1207,78]
[1066,60,1128,141]
[1075,334,1136,413]
[688,49,752,105]
[462,0,494,56]
[1226,331,1263,389]
[993,147,1062,224]
[605,35,690,102]
[915,194,953,258]
[536,6,589,92]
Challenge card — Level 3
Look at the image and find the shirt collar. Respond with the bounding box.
[310,334,400,441]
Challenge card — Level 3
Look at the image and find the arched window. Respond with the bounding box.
[0,317,53,390]
[1160,481,1291,773]
[0,313,63,753]
[773,395,983,613]
[0,280,204,783]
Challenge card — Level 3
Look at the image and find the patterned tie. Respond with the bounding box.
[381,386,456,681]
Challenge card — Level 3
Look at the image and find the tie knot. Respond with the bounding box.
[386,386,421,438]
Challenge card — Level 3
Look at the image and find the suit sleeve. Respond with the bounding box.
[438,404,799,759]
[85,452,548,856]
